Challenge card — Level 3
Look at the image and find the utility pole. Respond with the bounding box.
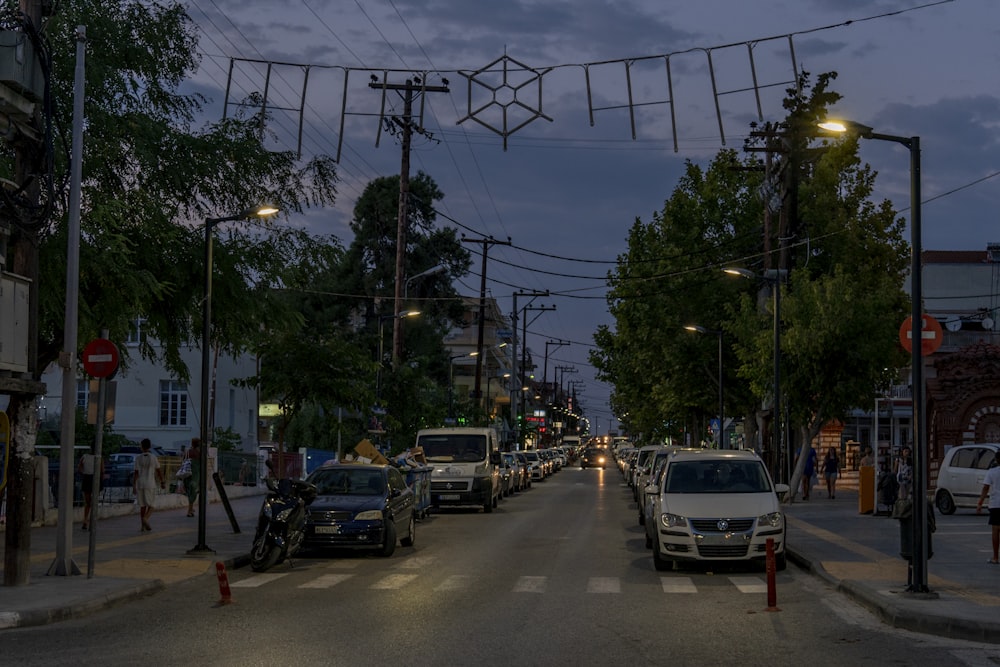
[3,0,52,586]
[462,236,512,410]
[510,290,547,446]
[519,303,555,434]
[543,339,569,404]
[369,76,449,366]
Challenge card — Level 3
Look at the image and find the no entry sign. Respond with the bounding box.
[81,338,120,378]
[899,314,944,355]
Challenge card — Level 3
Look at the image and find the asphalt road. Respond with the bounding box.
[3,466,999,666]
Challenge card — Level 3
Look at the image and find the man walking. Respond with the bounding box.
[976,448,1000,565]
[133,438,165,532]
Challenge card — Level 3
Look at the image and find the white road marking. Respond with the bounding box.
[435,575,472,591]
[324,560,362,569]
[660,577,698,594]
[298,573,354,589]
[587,577,620,593]
[230,573,289,588]
[370,573,418,590]
[396,555,436,569]
[729,576,767,594]
[513,576,547,593]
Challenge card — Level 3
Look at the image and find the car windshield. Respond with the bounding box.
[664,460,771,494]
[583,448,603,457]
[419,435,488,462]
[308,468,385,496]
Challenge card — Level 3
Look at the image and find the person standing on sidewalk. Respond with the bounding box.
[821,446,840,499]
[185,437,202,517]
[133,438,165,532]
[895,446,913,500]
[976,448,1000,565]
[77,451,103,530]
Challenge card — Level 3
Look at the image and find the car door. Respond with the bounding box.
[386,468,413,533]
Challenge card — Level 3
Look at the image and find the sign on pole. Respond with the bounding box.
[899,315,944,355]
[81,338,119,378]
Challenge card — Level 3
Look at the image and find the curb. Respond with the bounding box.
[0,579,165,630]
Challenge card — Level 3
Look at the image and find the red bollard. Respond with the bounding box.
[216,561,234,605]
[765,538,780,612]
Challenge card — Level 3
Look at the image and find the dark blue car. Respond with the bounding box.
[303,463,416,557]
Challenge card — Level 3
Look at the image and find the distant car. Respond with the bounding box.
[514,452,534,488]
[579,447,607,469]
[522,451,545,481]
[934,443,1000,515]
[503,453,526,493]
[650,449,788,571]
[106,452,139,487]
[303,463,415,557]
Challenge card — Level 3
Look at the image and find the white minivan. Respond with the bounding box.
[418,427,503,513]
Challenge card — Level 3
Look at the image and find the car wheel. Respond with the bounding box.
[400,514,416,547]
[379,521,397,557]
[935,489,956,515]
[484,488,495,513]
[652,538,672,572]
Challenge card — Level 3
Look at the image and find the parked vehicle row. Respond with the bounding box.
[246,427,569,571]
[616,444,790,572]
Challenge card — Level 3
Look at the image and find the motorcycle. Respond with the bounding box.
[250,461,317,572]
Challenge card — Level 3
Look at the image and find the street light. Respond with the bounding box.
[684,325,724,448]
[192,204,278,555]
[449,351,478,419]
[377,309,421,403]
[725,267,786,478]
[404,264,446,300]
[819,118,928,594]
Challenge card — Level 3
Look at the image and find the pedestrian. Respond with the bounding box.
[797,445,818,500]
[895,446,913,500]
[859,446,875,468]
[821,446,840,499]
[976,449,1000,565]
[133,438,165,532]
[186,437,202,517]
[77,451,103,530]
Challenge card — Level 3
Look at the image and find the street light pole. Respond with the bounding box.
[819,119,927,594]
[192,205,278,555]
[377,309,421,404]
[684,325,724,448]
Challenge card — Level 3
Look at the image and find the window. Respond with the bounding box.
[159,380,188,426]
[126,317,147,347]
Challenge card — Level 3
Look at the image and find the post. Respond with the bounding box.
[773,273,783,482]
[717,332,724,449]
[391,81,413,368]
[49,25,87,577]
[192,214,216,554]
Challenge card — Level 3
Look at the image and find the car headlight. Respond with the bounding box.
[758,511,783,528]
[598,457,605,464]
[660,513,687,528]
[355,510,384,521]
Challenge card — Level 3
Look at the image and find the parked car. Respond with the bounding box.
[514,452,535,488]
[632,444,663,501]
[934,443,1000,515]
[503,452,526,493]
[649,449,788,571]
[522,450,545,481]
[303,463,415,557]
[579,447,607,470]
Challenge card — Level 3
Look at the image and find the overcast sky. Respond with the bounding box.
[184,0,998,431]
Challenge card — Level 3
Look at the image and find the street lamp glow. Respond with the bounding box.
[194,204,279,555]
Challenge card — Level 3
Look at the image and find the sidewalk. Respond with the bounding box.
[784,487,1000,644]
[0,491,263,629]
[2,486,999,643]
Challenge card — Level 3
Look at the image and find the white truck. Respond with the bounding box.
[416,427,502,513]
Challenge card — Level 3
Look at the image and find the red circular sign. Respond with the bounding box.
[82,338,120,378]
[899,315,944,355]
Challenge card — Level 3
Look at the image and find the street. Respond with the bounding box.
[3,467,998,666]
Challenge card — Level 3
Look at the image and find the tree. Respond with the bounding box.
[338,172,472,451]
[1,1,338,584]
[591,150,764,443]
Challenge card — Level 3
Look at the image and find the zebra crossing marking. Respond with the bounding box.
[513,576,547,593]
[371,573,419,590]
[298,573,354,589]
[660,577,698,594]
[230,572,289,588]
[396,556,436,570]
[435,574,472,591]
[587,577,621,593]
[730,576,768,594]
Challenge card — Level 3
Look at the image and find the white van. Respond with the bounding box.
[417,427,503,513]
